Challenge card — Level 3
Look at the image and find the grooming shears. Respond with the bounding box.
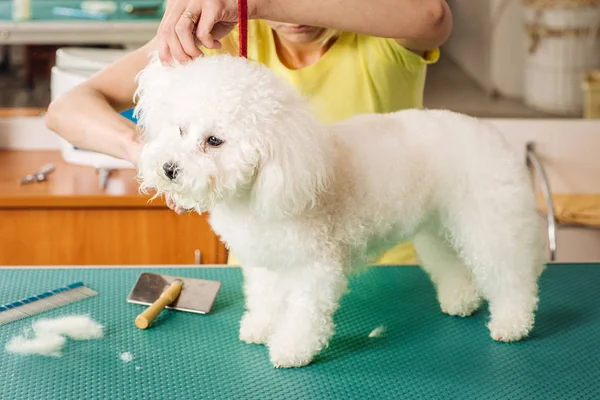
[20,163,56,185]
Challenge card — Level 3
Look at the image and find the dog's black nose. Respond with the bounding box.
[162,162,179,180]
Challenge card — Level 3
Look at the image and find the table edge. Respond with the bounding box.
[0,262,595,269]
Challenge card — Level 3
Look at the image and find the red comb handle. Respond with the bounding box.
[237,0,248,58]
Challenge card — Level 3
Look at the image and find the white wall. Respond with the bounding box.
[490,0,527,98]
[444,0,526,98]
[444,0,492,93]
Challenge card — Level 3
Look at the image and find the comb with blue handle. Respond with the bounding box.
[0,282,98,326]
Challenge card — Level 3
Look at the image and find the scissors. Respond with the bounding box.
[20,163,55,185]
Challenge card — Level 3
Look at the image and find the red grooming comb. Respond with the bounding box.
[237,0,248,58]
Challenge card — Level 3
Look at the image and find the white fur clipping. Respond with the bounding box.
[33,315,104,340]
[5,330,66,357]
[5,315,104,357]
[368,326,386,338]
[120,352,134,363]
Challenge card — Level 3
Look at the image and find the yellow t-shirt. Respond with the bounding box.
[208,20,439,266]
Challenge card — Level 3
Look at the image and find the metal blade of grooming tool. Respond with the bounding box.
[20,163,55,185]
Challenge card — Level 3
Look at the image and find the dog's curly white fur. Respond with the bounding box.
[134,54,546,368]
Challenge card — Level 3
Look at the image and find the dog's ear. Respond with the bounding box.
[132,52,174,139]
[251,107,333,218]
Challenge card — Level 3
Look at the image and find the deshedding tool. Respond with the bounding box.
[127,273,221,330]
[0,282,98,326]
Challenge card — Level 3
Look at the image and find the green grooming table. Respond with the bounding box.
[1,264,599,399]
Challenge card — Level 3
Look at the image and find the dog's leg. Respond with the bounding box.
[413,229,482,317]
[267,263,347,368]
[451,212,543,343]
[239,266,286,345]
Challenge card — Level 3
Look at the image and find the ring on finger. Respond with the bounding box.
[180,10,199,25]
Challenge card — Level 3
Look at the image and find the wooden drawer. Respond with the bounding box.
[0,150,228,266]
[0,208,226,265]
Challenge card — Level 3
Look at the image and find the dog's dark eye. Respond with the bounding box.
[207,136,224,147]
[178,127,184,137]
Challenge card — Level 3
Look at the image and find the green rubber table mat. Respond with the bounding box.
[0,264,599,399]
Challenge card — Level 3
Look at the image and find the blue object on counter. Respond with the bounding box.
[121,108,138,123]
[51,6,109,20]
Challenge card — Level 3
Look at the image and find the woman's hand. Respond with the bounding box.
[166,194,188,214]
[126,138,144,166]
[157,0,239,64]
[157,0,451,65]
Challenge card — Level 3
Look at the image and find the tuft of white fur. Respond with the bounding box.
[120,352,134,363]
[5,330,66,357]
[33,315,104,340]
[368,326,386,338]
[5,315,104,357]
[134,54,547,369]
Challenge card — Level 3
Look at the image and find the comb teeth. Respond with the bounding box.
[0,282,98,326]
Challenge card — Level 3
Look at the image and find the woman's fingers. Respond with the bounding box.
[195,4,218,49]
[166,195,174,209]
[196,1,237,49]
[158,0,191,63]
[175,9,204,58]
[157,0,238,64]
[166,195,188,214]
[158,34,174,65]
[165,19,192,64]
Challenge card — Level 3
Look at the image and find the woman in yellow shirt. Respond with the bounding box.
[45,0,452,265]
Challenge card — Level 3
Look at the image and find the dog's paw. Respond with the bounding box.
[239,312,270,345]
[437,281,482,317]
[268,340,316,369]
[266,319,332,368]
[488,310,534,342]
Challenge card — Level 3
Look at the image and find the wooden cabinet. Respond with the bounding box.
[0,150,228,265]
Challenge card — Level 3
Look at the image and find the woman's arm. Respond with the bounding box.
[158,0,451,62]
[45,38,159,165]
[258,0,451,50]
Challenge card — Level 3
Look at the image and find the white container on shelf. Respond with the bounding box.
[51,47,135,169]
[12,0,31,21]
[523,0,600,116]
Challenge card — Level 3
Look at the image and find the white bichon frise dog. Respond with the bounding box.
[134,53,546,368]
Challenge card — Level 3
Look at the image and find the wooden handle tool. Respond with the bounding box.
[135,279,183,329]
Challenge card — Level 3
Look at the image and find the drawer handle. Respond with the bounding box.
[194,249,202,264]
